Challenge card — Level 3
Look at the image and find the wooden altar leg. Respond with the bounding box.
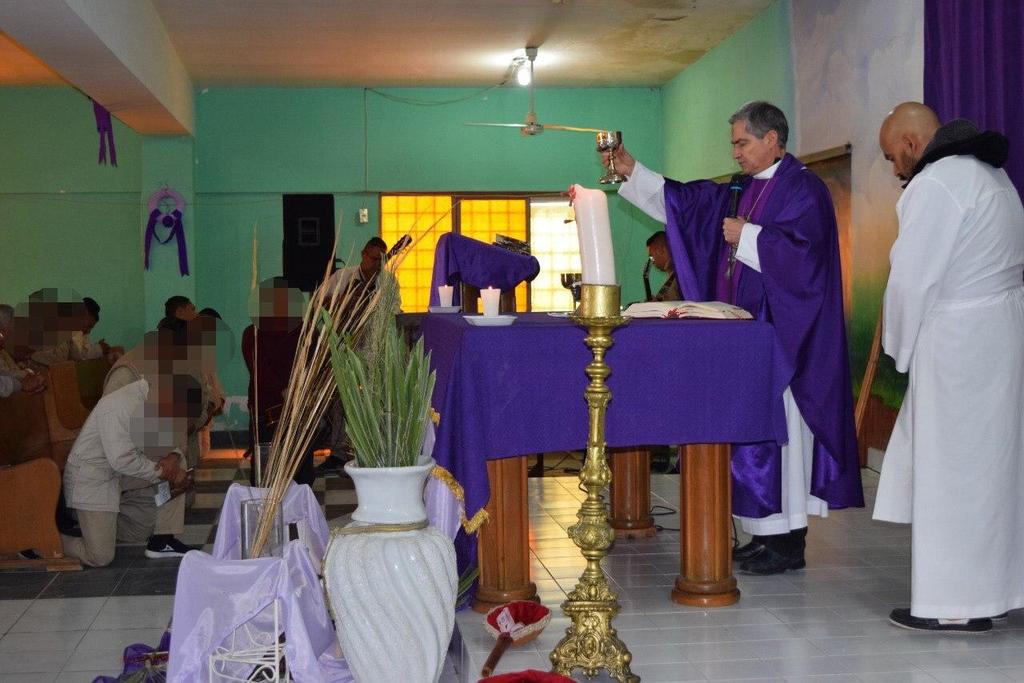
[672,443,740,607]
[609,447,656,539]
[473,456,538,612]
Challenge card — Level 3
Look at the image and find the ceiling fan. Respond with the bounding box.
[467,47,601,136]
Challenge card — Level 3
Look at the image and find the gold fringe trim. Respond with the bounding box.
[430,464,490,534]
[462,508,490,534]
[430,465,464,502]
[430,408,441,425]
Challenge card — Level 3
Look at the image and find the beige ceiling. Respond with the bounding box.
[2,0,771,89]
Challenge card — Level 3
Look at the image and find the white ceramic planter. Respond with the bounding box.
[344,458,435,524]
[323,457,457,683]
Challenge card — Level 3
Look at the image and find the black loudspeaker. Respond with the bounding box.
[282,194,335,292]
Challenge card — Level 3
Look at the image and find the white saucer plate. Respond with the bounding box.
[463,315,516,327]
[428,305,461,313]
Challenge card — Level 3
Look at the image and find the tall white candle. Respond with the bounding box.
[571,184,617,285]
[480,286,501,317]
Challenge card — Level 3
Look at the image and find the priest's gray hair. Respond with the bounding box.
[0,304,13,328]
[729,101,789,148]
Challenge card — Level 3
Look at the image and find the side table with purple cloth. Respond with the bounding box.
[421,312,792,609]
[168,541,342,682]
[429,233,541,306]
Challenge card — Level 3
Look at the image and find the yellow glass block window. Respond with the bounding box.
[380,195,453,313]
[529,200,581,312]
[459,198,529,310]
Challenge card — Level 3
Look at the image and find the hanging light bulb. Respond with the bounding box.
[515,58,532,86]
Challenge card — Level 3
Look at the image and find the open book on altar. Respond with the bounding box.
[622,300,753,320]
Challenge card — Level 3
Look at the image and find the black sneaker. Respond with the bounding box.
[888,608,992,634]
[145,535,195,559]
[17,549,41,560]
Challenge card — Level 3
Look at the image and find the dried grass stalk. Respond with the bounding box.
[250,205,453,554]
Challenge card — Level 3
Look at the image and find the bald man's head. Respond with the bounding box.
[879,102,941,182]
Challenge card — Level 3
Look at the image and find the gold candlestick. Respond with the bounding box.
[550,283,638,683]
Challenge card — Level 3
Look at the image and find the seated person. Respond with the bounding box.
[62,372,202,567]
[0,304,30,378]
[646,231,681,302]
[29,296,117,368]
[242,278,313,485]
[0,369,45,398]
[183,308,227,480]
[164,295,197,321]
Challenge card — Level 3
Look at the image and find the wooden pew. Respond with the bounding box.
[0,383,82,571]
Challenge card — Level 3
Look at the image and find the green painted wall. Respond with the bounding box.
[191,86,662,407]
[660,0,795,181]
[0,88,145,346]
[1,84,662,417]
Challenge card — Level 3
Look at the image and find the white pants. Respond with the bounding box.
[736,388,828,536]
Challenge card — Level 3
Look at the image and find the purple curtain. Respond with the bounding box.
[924,0,1024,195]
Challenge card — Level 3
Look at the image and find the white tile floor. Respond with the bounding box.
[3,468,1023,682]
[0,594,172,681]
[452,470,1024,683]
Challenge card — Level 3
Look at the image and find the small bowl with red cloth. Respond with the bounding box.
[480,601,553,677]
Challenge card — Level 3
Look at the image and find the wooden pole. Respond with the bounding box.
[473,456,538,612]
[672,443,740,607]
[854,305,884,466]
[609,447,656,538]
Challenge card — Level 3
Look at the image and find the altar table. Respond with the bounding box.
[421,312,792,609]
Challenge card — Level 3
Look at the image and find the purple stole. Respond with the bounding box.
[713,175,779,304]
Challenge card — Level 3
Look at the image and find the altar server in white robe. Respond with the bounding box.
[875,102,1024,633]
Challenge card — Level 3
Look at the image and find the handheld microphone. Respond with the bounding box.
[642,257,654,302]
[725,174,744,278]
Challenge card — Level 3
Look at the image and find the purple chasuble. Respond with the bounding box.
[663,153,864,517]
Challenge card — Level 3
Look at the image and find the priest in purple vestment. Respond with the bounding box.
[604,101,863,575]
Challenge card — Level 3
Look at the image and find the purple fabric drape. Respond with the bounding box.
[144,208,190,276]
[924,0,1024,195]
[91,99,117,167]
[428,233,540,306]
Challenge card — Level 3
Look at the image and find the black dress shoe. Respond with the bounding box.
[739,545,805,575]
[888,608,992,634]
[732,539,766,562]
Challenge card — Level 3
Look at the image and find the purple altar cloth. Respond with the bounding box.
[422,313,791,531]
[429,233,541,306]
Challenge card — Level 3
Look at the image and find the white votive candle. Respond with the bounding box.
[438,284,454,307]
[480,286,501,317]
[570,184,617,285]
